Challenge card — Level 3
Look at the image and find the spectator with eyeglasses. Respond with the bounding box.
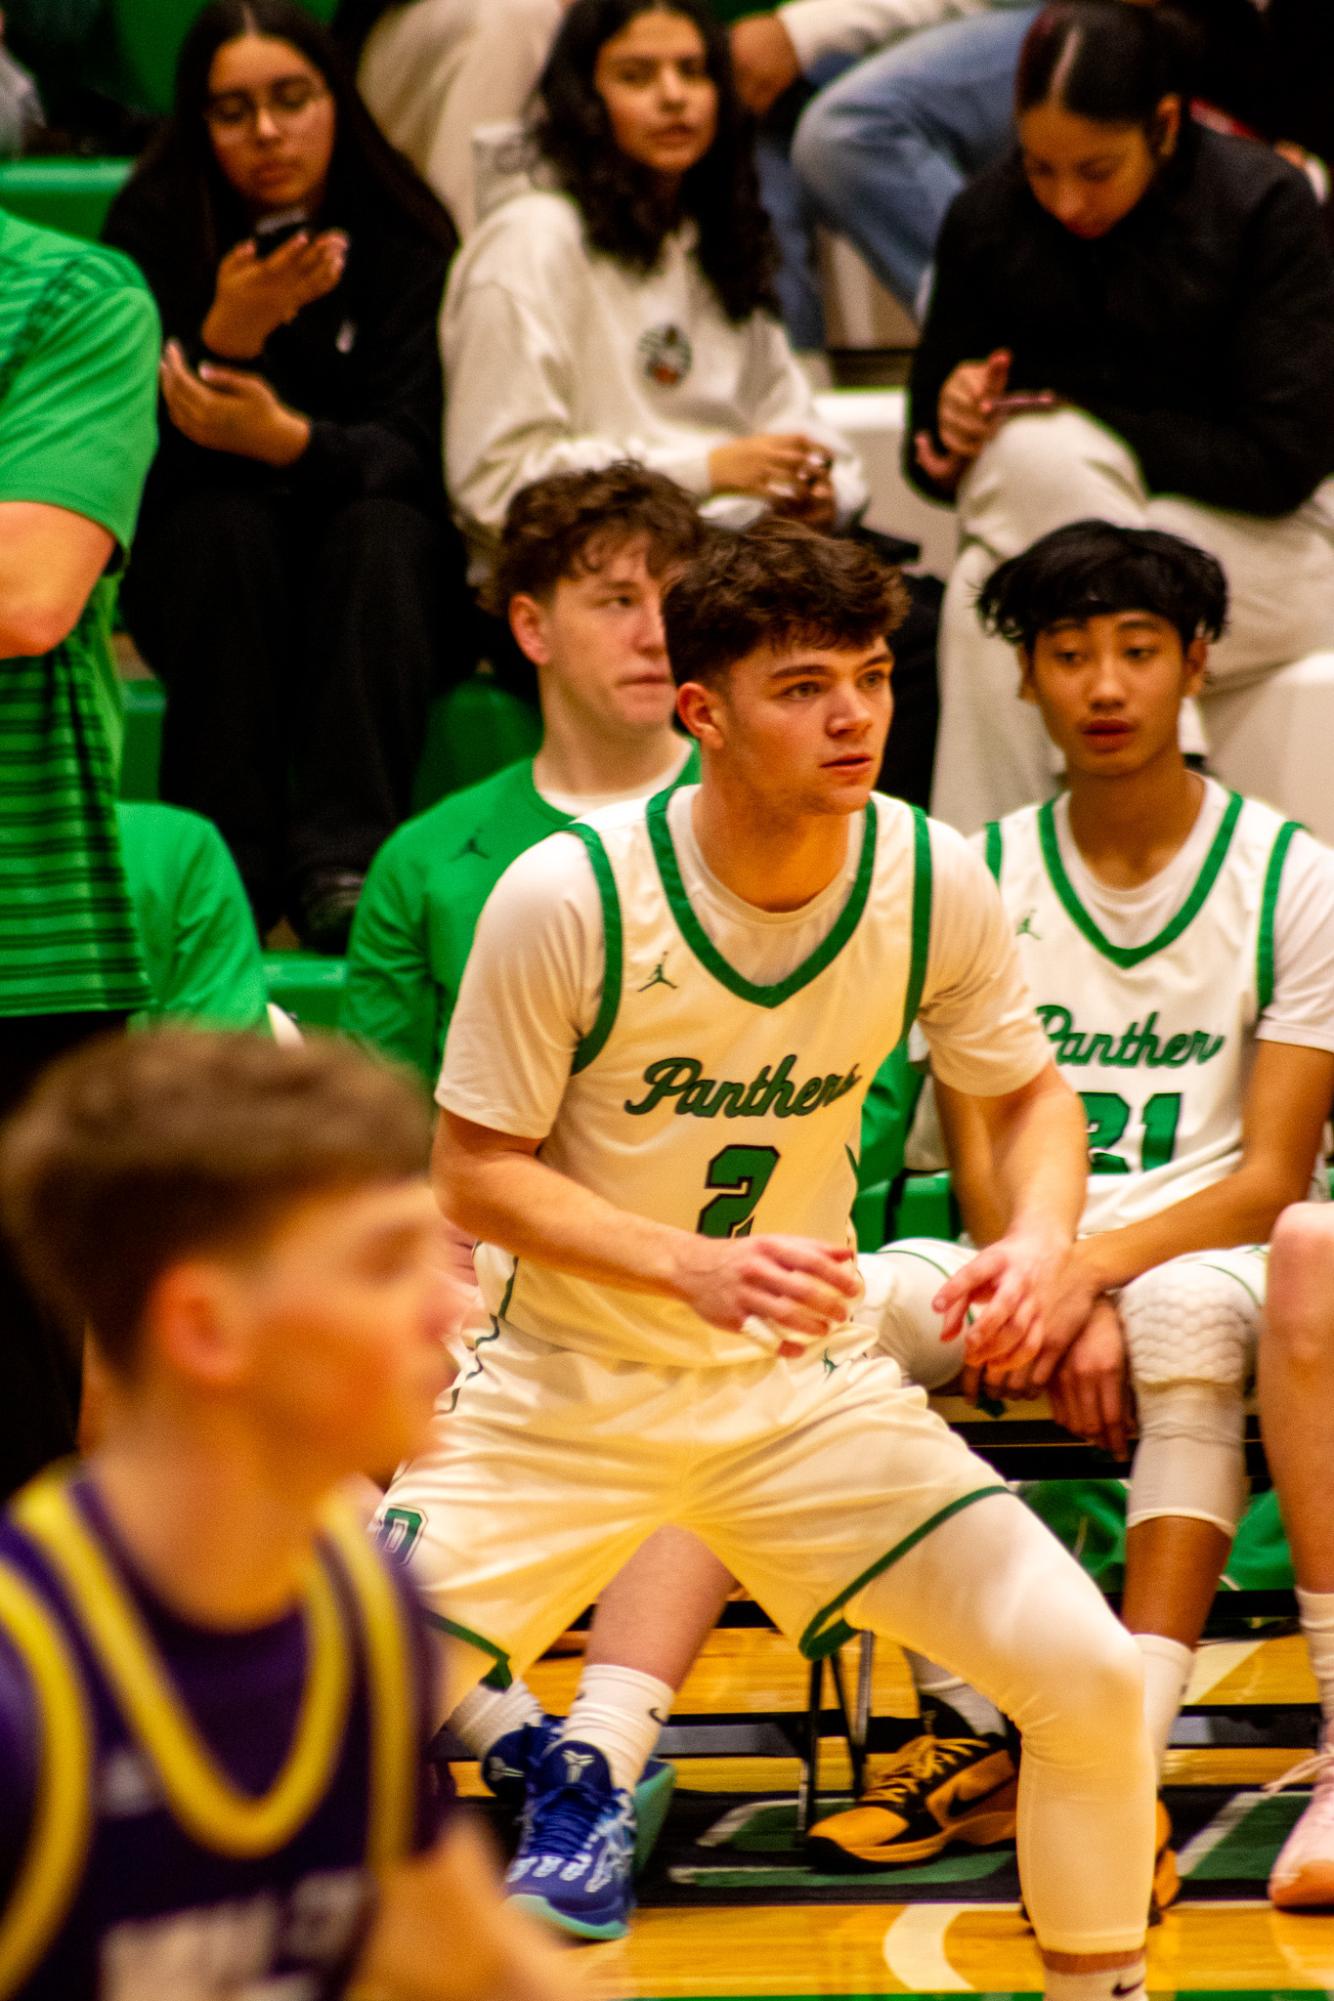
[104,0,470,953]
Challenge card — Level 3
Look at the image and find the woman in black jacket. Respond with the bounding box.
[106,0,469,950]
[907,0,1334,831]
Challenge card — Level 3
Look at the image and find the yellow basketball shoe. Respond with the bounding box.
[805,1732,1018,1871]
[1152,1798,1179,1915]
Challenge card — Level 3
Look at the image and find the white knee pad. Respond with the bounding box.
[1127,1380,1248,1536]
[1119,1255,1259,1391]
[1119,1258,1260,1536]
[855,1239,971,1389]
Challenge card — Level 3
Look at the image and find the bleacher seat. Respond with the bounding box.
[887,1168,956,1240]
[262,952,346,1031]
[411,675,540,811]
[0,158,130,240]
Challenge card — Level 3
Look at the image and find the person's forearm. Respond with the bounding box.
[435,1130,692,1302]
[990,1077,1087,1244]
[1073,1159,1311,1297]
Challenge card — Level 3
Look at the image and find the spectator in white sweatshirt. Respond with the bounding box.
[442,0,867,578]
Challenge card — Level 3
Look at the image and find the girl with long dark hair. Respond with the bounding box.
[906,0,1334,831]
[443,0,867,569]
[105,0,468,951]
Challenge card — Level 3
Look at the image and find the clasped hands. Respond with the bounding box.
[935,1233,1134,1457]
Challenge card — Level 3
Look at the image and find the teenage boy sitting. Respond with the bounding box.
[809,520,1334,1898]
[342,462,705,1088]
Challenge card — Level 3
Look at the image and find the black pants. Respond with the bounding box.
[876,569,943,812]
[122,485,471,928]
[0,1012,125,1502]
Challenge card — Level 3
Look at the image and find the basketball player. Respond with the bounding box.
[810,521,1334,1890]
[0,1028,569,2001]
[375,519,1158,1992]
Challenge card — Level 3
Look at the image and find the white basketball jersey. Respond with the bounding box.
[474,790,934,1367]
[986,790,1308,1234]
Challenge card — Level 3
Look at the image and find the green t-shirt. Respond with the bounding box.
[342,753,699,1089]
[116,801,270,1033]
[0,208,159,1018]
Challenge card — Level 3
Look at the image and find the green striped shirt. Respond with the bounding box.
[0,209,159,1016]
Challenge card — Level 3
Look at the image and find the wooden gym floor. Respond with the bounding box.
[453,1625,1334,1999]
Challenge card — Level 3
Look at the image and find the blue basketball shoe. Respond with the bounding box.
[505,1739,637,1939]
[480,1716,560,1810]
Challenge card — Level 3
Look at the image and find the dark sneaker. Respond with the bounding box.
[506,1740,636,1939]
[805,1732,1017,1870]
[481,1716,561,1810]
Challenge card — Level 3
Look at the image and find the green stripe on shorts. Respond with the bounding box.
[799,1483,1013,1660]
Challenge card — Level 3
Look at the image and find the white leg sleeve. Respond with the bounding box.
[853,1491,1155,1957]
[855,1238,973,1389]
[1120,1252,1262,1536]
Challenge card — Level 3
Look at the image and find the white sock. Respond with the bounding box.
[561,1665,675,1793]
[1297,1586,1334,1740]
[1045,1959,1146,2001]
[1133,1633,1194,1780]
[903,1650,1005,1739]
[449,1678,543,1759]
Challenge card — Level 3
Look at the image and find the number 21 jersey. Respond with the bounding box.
[986,786,1315,1235]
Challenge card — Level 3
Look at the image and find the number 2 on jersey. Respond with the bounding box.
[697,1144,780,1237]
[1081,1091,1182,1173]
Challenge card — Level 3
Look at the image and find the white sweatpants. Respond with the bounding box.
[357,0,561,232]
[931,407,1334,832]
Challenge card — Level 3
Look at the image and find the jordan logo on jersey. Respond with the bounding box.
[1037,1004,1224,1070]
[624,1052,862,1119]
[1016,909,1041,939]
[638,958,677,992]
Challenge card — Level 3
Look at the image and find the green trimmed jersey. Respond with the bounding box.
[117,802,269,1033]
[341,750,698,1088]
[468,789,936,1368]
[0,209,159,1018]
[986,787,1314,1233]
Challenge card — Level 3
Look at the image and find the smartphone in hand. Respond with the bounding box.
[252,206,311,258]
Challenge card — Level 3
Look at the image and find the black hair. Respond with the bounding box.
[533,0,778,323]
[121,0,455,303]
[1016,0,1193,132]
[664,519,908,686]
[976,520,1228,653]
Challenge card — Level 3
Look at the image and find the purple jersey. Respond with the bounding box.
[0,1468,448,1999]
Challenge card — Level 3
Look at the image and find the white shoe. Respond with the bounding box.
[1266,1742,1334,1909]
